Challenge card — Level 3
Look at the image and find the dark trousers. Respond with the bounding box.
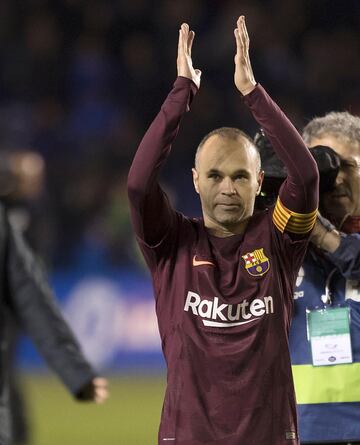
[6,317,29,445]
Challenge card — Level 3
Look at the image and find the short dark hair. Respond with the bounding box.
[194,127,261,171]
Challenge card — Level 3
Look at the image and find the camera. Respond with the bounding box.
[254,129,341,210]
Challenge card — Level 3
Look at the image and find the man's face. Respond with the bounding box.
[192,135,263,235]
[309,134,360,223]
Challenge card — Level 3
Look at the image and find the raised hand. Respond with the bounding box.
[177,23,201,89]
[234,16,256,95]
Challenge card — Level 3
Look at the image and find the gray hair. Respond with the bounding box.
[303,111,360,149]
[194,127,261,171]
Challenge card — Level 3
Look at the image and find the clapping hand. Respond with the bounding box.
[234,16,256,95]
[177,23,202,89]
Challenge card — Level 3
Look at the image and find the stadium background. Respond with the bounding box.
[1,0,359,443]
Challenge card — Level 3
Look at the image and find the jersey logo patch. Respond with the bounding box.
[242,248,270,277]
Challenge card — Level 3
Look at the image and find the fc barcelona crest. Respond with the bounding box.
[242,248,270,277]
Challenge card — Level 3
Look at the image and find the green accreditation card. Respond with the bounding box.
[307,306,353,366]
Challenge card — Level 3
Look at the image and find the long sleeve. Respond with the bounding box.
[326,234,360,280]
[127,76,198,247]
[243,84,319,234]
[5,216,96,398]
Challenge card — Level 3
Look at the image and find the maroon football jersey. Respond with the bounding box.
[128,77,318,445]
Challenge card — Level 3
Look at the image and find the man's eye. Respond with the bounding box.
[208,174,220,180]
[235,175,247,181]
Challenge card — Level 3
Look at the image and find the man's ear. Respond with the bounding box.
[256,170,265,195]
[192,168,200,194]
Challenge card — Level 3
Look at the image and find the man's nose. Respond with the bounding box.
[221,177,236,195]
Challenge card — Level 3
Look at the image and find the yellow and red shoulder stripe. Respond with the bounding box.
[273,197,317,234]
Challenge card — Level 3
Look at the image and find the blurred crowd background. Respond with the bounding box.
[0,0,359,273]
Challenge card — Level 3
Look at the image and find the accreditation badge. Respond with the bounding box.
[306,306,353,366]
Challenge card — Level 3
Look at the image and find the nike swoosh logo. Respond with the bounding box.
[192,255,215,267]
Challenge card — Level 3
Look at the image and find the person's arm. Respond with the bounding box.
[127,23,200,248]
[234,16,319,235]
[310,214,341,252]
[4,213,108,403]
[325,233,360,280]
[310,213,360,280]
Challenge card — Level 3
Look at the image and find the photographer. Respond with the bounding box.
[256,112,360,444]
[292,113,360,445]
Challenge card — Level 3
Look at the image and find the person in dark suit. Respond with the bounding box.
[0,149,108,445]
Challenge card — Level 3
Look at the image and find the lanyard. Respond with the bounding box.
[320,267,337,305]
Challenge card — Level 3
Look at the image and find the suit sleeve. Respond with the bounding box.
[127,77,198,250]
[5,216,96,398]
[243,85,319,235]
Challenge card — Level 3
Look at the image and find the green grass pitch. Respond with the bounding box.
[22,374,166,445]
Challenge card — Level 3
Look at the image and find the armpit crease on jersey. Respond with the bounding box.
[273,197,317,234]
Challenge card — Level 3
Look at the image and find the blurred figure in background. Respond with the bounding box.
[0,149,108,445]
[0,149,46,445]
